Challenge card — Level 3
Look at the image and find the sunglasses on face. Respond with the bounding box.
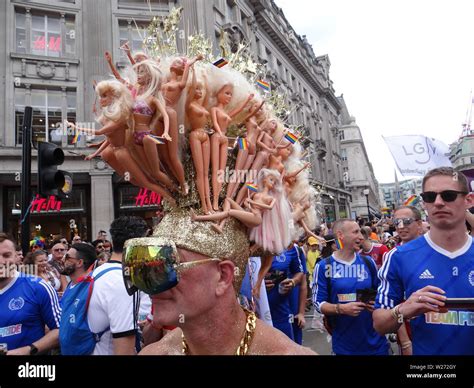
[420,190,468,203]
[393,218,416,227]
[122,237,221,296]
[54,248,66,252]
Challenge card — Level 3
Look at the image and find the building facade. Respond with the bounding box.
[1,0,354,242]
[379,178,422,210]
[338,96,381,220]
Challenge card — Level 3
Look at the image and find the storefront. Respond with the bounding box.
[4,185,91,245]
[114,183,163,230]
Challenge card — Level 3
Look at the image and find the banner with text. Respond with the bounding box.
[383,135,452,177]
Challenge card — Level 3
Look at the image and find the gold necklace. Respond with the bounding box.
[181,309,257,355]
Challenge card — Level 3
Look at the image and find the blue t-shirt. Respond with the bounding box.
[376,234,474,355]
[0,272,61,350]
[289,245,307,315]
[267,247,303,324]
[313,253,389,355]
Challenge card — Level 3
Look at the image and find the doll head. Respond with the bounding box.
[262,118,278,133]
[216,83,233,106]
[170,57,187,75]
[96,80,133,122]
[278,144,293,161]
[134,59,164,100]
[134,51,149,63]
[257,168,283,195]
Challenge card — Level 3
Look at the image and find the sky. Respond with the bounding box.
[274,0,474,183]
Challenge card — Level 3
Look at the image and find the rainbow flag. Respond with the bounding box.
[147,134,165,145]
[404,195,419,206]
[284,132,299,144]
[335,238,344,250]
[256,80,270,92]
[213,58,228,68]
[238,137,248,150]
[245,183,258,192]
[72,130,81,144]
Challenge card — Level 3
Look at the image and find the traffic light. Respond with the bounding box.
[38,141,66,197]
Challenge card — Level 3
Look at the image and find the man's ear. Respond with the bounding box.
[215,260,235,297]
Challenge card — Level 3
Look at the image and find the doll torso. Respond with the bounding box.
[133,96,155,131]
[187,101,210,131]
[213,107,232,136]
[245,118,260,155]
[162,78,183,108]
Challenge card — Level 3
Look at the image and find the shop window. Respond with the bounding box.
[118,20,149,61]
[15,8,76,57]
[15,87,77,146]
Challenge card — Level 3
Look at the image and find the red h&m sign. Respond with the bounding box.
[33,36,61,52]
[134,189,161,207]
[31,195,62,213]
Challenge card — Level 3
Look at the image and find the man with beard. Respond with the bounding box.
[0,233,61,355]
[60,243,97,285]
[374,167,474,355]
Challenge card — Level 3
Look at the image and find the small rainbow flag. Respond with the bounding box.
[335,238,344,250]
[238,137,248,150]
[404,195,419,206]
[147,134,165,145]
[284,132,299,144]
[72,130,81,144]
[213,58,229,68]
[256,80,270,92]
[245,183,258,192]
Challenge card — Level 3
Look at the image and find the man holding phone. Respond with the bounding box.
[312,219,389,355]
[374,167,474,355]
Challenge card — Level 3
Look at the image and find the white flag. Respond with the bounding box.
[383,135,452,177]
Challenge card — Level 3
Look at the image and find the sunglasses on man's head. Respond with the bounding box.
[122,237,221,296]
[420,190,468,203]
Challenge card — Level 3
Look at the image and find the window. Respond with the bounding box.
[15,87,77,146]
[15,8,76,57]
[119,20,149,61]
[341,149,347,161]
[339,130,345,140]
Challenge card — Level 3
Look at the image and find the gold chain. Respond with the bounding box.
[181,308,257,355]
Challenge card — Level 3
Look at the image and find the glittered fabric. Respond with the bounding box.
[153,207,249,289]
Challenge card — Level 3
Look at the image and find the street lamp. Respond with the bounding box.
[363,189,371,221]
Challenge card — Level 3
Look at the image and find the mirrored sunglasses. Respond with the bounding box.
[122,237,220,296]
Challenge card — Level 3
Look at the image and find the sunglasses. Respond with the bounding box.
[393,218,416,227]
[54,248,66,252]
[63,253,79,261]
[122,237,221,296]
[420,190,468,203]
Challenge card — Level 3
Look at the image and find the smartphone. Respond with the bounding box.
[356,288,377,304]
[444,298,474,310]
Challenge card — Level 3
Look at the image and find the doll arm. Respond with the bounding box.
[151,98,171,141]
[120,42,136,66]
[67,120,122,137]
[179,54,204,89]
[229,94,255,119]
[246,197,275,210]
[211,108,224,136]
[186,68,197,111]
[85,140,110,160]
[242,100,265,123]
[105,51,126,84]
[285,162,311,180]
[257,132,276,154]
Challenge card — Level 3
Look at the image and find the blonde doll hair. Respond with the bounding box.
[95,80,133,123]
[133,59,165,104]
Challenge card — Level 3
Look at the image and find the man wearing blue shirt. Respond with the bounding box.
[374,167,474,355]
[313,219,389,355]
[0,233,61,355]
[266,247,303,341]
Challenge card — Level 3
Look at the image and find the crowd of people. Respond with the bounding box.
[0,167,472,356]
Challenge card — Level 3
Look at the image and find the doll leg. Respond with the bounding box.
[252,254,273,299]
[114,149,176,206]
[202,136,213,213]
[226,149,248,200]
[211,134,221,211]
[235,151,268,205]
[190,132,209,214]
[165,107,187,195]
[154,121,179,180]
[227,209,262,228]
[142,135,178,191]
[101,146,126,176]
[190,208,228,222]
[215,139,228,207]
